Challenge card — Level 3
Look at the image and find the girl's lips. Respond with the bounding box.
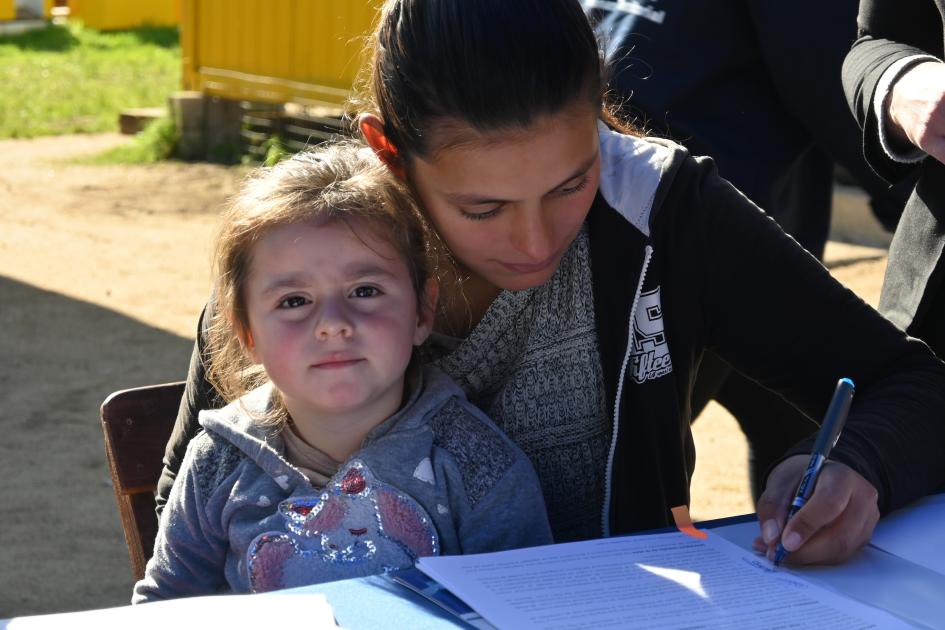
[312,357,363,369]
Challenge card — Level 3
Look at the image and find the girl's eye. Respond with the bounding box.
[278,295,310,309]
[558,176,589,196]
[351,286,382,298]
[460,206,501,221]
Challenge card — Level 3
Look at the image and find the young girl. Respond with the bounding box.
[133,142,552,601]
[160,0,945,566]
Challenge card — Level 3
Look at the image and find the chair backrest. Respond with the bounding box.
[100,381,185,581]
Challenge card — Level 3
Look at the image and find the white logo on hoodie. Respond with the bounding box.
[631,286,673,383]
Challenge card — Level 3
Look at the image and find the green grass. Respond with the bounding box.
[0,21,180,138]
[80,115,178,164]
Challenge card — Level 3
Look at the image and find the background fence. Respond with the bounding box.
[181,0,381,109]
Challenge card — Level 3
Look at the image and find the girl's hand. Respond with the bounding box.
[752,454,880,565]
[887,61,945,165]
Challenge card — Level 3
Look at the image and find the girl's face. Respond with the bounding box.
[242,218,435,425]
[407,105,600,291]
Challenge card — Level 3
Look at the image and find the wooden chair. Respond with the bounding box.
[100,381,185,581]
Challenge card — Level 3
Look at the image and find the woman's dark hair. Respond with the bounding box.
[357,0,632,162]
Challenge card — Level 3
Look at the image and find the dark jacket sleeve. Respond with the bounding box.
[842,0,945,183]
[674,156,945,514]
[747,0,912,218]
[155,302,224,514]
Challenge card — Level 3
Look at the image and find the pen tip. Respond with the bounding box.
[773,545,786,567]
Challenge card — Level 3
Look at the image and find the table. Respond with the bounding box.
[4,498,944,629]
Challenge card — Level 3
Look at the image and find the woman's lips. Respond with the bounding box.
[500,253,558,274]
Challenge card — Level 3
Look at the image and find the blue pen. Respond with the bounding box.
[773,377,855,566]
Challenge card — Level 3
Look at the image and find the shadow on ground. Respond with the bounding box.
[0,277,193,617]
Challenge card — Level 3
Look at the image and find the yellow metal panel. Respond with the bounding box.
[0,0,14,22]
[310,0,334,83]
[290,0,311,80]
[183,0,385,107]
[234,0,251,74]
[180,0,198,89]
[200,0,221,68]
[273,1,291,79]
[69,0,179,30]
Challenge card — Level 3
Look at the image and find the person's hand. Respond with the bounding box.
[887,61,945,164]
[752,455,879,565]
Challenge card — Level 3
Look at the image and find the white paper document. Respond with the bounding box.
[3,592,336,630]
[417,532,913,629]
[871,494,945,577]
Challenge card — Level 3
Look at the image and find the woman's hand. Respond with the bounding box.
[887,61,945,164]
[753,454,879,565]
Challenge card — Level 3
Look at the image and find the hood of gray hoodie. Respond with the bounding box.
[197,364,462,483]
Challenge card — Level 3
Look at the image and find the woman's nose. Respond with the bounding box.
[510,205,554,261]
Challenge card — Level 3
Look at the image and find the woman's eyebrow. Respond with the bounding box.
[553,153,599,188]
[444,152,599,205]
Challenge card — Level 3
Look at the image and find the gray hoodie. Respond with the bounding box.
[133,366,552,602]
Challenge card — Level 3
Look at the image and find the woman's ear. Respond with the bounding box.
[414,278,439,345]
[358,113,406,180]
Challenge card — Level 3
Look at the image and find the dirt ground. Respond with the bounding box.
[0,133,889,618]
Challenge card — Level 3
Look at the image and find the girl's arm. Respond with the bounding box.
[134,433,229,602]
[448,404,554,554]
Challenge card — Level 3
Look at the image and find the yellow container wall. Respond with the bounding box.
[69,0,179,30]
[182,0,382,107]
[0,0,15,22]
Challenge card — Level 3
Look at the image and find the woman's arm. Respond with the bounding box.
[156,303,223,514]
[678,157,945,562]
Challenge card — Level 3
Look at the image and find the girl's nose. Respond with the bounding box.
[314,301,353,339]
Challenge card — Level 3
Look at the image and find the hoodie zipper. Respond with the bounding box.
[601,244,653,537]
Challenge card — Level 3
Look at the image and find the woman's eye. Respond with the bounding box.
[460,206,501,221]
[278,295,310,309]
[558,176,589,196]
[351,286,382,298]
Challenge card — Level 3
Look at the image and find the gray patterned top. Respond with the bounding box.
[433,228,610,542]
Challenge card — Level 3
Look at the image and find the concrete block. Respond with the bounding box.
[118,107,166,135]
[169,91,204,160]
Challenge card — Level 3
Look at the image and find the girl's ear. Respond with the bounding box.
[358,113,406,180]
[238,325,261,364]
[414,278,439,346]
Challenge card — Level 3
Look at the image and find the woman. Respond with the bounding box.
[159,0,945,565]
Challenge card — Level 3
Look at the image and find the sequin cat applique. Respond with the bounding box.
[247,459,439,592]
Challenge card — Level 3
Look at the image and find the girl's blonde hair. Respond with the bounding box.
[206,141,433,424]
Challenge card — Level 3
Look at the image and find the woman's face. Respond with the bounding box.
[407,105,600,291]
